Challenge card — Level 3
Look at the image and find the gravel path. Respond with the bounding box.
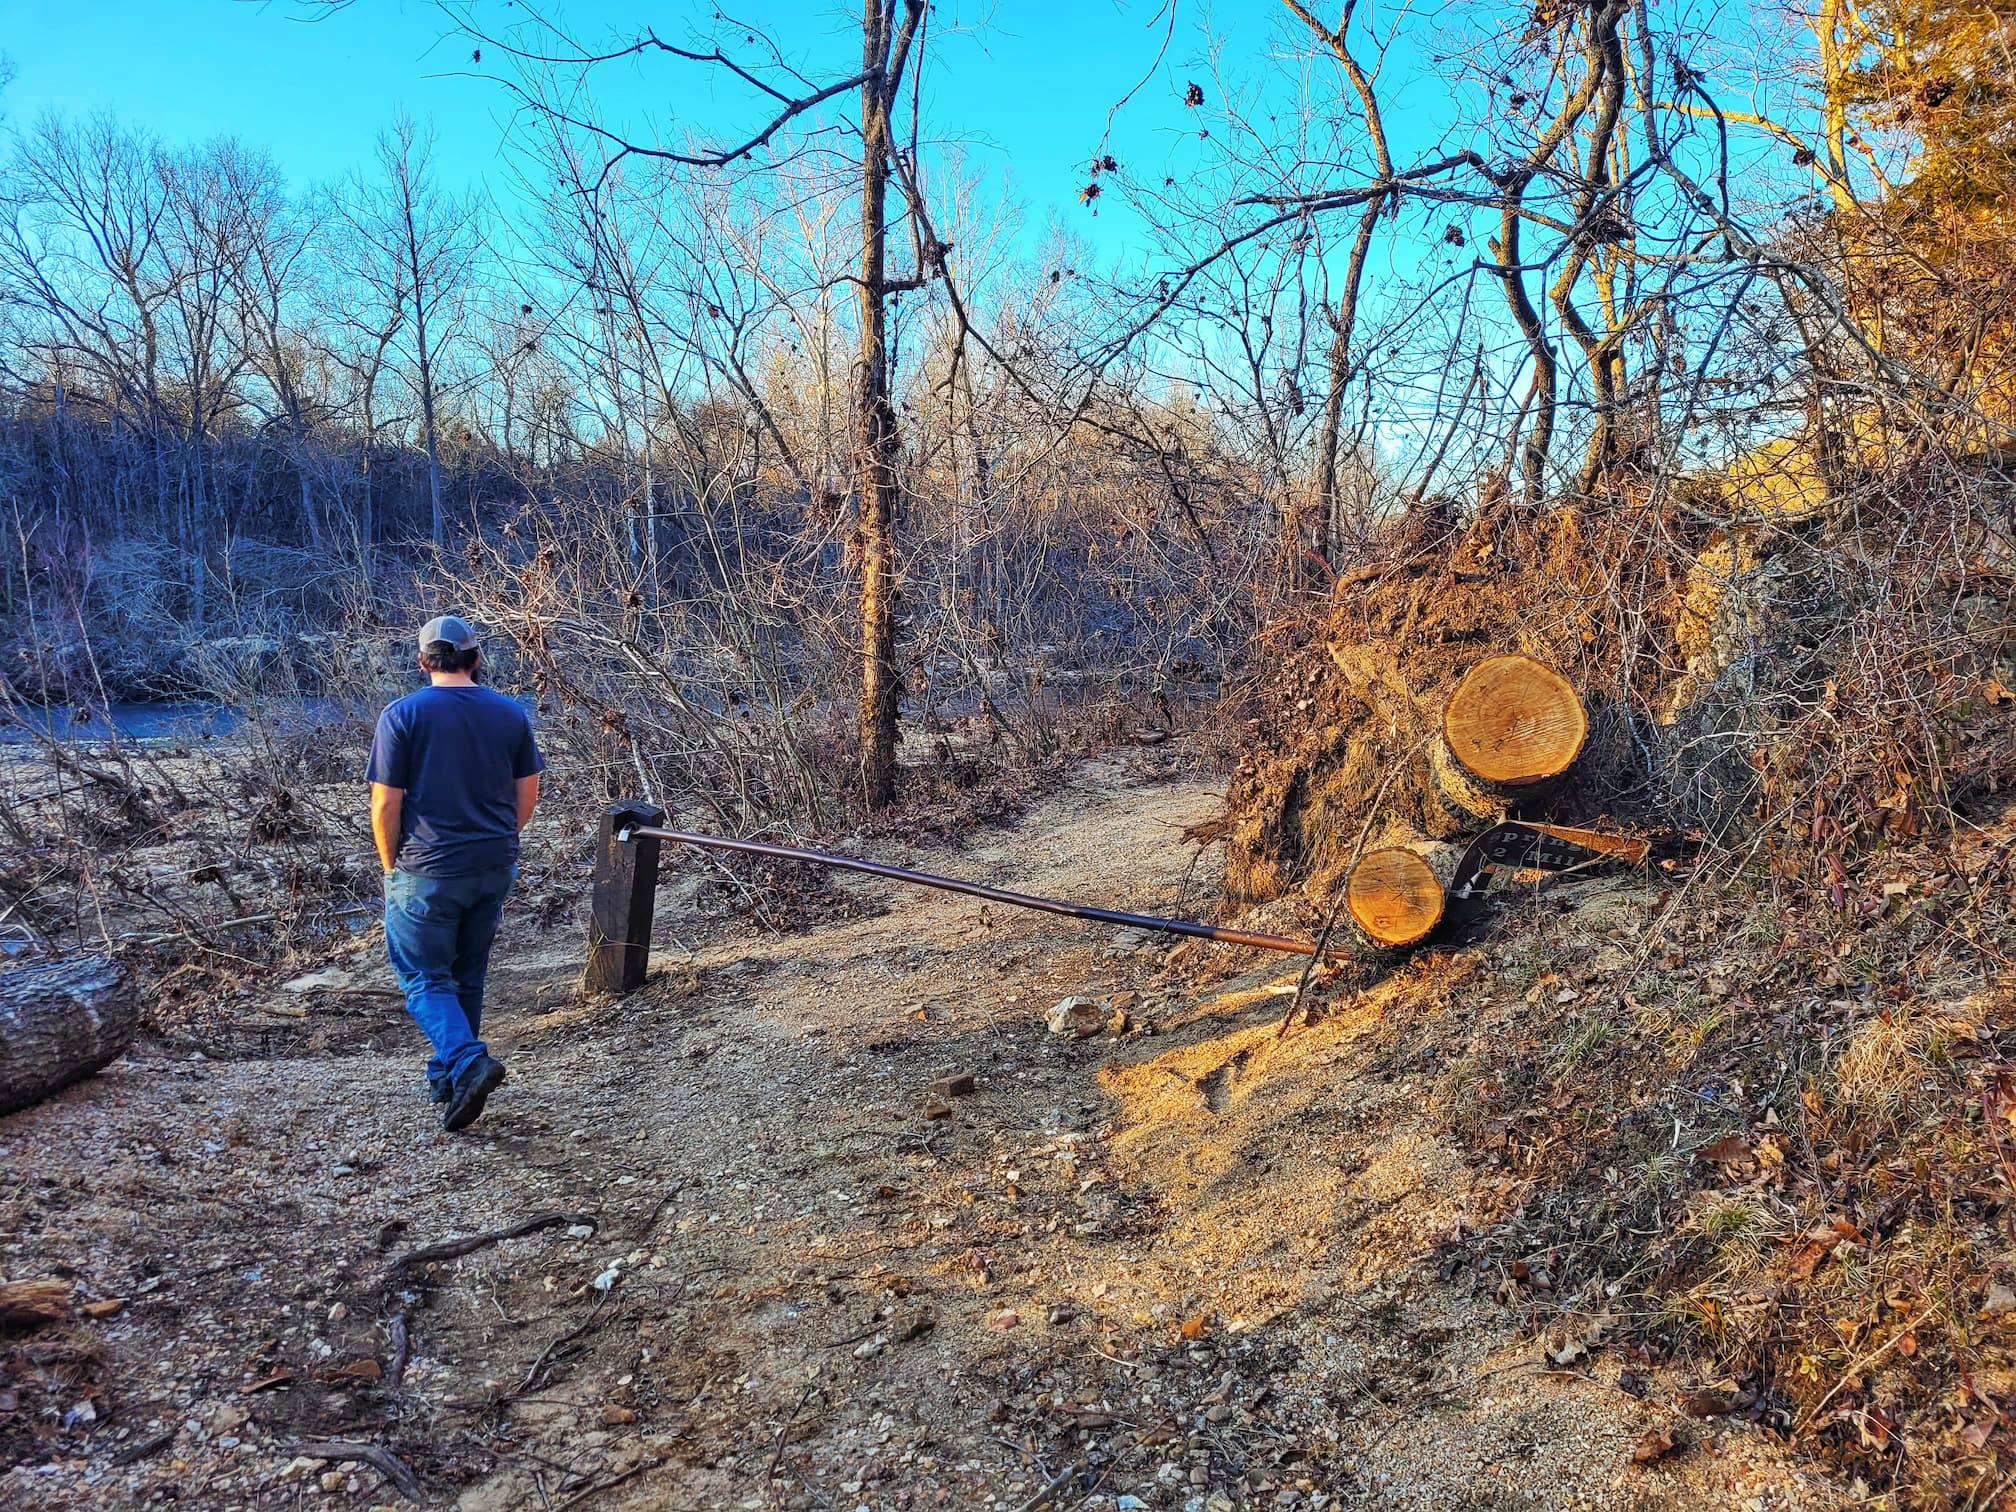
[0,748,1840,1510]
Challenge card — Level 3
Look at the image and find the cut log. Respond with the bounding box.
[0,955,137,1117]
[1343,842,1462,950]
[1433,654,1588,820]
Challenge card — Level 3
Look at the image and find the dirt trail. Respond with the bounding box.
[1,749,1840,1510]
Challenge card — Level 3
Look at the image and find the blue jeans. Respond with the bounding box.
[383,866,515,1090]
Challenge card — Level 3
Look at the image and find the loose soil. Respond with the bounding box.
[1,747,1842,1510]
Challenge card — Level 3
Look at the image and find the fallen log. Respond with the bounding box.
[0,955,137,1117]
[1431,653,1588,820]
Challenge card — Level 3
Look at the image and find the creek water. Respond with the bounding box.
[0,698,356,746]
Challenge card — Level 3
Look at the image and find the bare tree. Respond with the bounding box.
[849,0,928,807]
[236,162,329,554]
[455,1,937,807]
[341,116,482,548]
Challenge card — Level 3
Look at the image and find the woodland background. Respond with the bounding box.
[0,0,1999,830]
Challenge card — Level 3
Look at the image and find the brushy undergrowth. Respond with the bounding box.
[1428,811,2016,1508]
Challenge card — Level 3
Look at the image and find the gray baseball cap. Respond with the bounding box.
[417,614,480,652]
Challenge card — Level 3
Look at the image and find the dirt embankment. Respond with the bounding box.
[0,748,1842,1511]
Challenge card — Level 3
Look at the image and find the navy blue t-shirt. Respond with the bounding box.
[366,685,545,876]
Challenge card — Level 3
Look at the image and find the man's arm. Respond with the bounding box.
[515,773,539,832]
[370,783,404,873]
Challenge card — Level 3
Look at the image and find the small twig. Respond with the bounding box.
[110,1428,176,1467]
[554,1459,656,1510]
[821,1322,885,1349]
[987,1434,1051,1476]
[520,1294,616,1395]
[1801,1301,1944,1427]
[625,1182,685,1242]
[384,1211,597,1279]
[293,1439,424,1503]
[1278,732,1432,1040]
[767,1378,821,1480]
[1007,1456,1086,1512]
[1277,894,1347,1041]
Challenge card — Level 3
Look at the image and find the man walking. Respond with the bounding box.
[368,615,544,1132]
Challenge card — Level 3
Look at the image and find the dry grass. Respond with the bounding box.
[1403,830,2016,1508]
[1832,1008,1956,1137]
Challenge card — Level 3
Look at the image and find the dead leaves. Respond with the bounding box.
[1678,1388,1737,1418]
[1694,1130,1791,1183]
[1631,1424,1683,1465]
[1696,1133,1752,1166]
[1537,1312,1606,1367]
[1788,1217,1868,1279]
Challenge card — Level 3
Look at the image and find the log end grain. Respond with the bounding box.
[1441,654,1588,788]
[1345,846,1446,948]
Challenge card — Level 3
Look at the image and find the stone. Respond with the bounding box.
[1046,997,1108,1037]
[932,1072,977,1098]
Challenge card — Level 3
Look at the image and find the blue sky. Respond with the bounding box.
[1,0,1293,268]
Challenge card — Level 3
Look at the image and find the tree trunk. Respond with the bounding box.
[1323,643,1589,839]
[853,0,906,810]
[298,450,324,555]
[0,956,137,1117]
[1310,201,1383,567]
[187,428,209,627]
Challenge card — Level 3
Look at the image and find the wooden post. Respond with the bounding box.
[584,800,666,996]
